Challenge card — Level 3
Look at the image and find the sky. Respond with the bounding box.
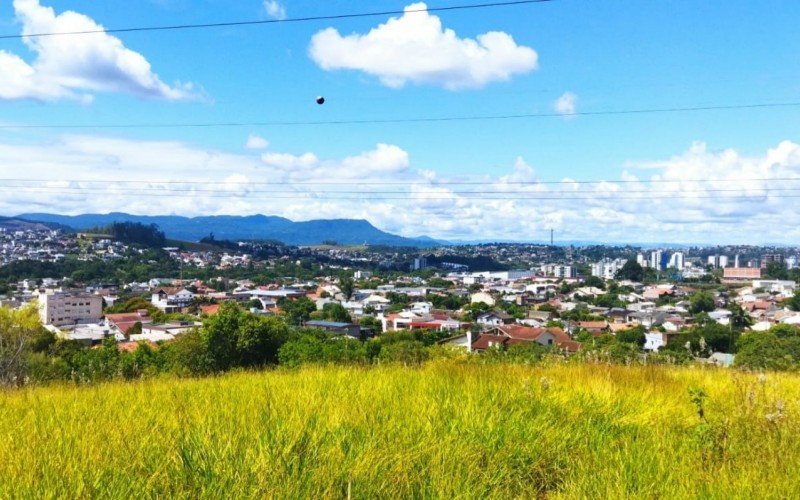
[0,0,799,244]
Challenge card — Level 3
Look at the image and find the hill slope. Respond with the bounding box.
[16,213,443,247]
[1,363,798,497]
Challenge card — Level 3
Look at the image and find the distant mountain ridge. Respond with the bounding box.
[15,213,444,248]
[0,216,68,232]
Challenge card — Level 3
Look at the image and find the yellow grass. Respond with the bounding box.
[1,362,799,498]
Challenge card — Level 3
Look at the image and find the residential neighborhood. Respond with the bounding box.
[3,225,800,368]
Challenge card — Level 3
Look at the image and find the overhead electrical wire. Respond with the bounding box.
[1,186,799,196]
[0,0,554,40]
[1,187,798,201]
[2,102,798,130]
[0,177,799,186]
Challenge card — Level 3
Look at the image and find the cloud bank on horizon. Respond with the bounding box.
[1,134,799,245]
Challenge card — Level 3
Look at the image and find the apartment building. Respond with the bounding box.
[39,291,103,327]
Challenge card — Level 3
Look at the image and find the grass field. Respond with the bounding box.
[1,362,799,498]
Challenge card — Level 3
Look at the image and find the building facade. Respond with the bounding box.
[38,291,103,327]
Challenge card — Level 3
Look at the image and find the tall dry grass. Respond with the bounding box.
[0,361,798,498]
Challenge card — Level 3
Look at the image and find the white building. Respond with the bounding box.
[38,291,103,327]
[150,288,195,313]
[554,265,577,279]
[668,252,685,270]
[591,258,626,280]
[707,255,729,269]
[354,270,373,280]
[650,250,664,271]
[752,280,797,295]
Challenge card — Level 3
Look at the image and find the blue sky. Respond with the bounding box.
[0,0,799,243]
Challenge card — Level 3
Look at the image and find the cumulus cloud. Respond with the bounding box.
[245,134,270,150]
[554,91,577,116]
[309,2,538,90]
[260,143,409,181]
[263,0,286,20]
[0,0,198,101]
[2,135,799,244]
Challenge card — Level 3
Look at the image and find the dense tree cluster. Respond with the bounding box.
[102,222,167,248]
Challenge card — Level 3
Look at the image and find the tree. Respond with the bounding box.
[615,260,644,282]
[279,297,316,326]
[321,303,351,323]
[785,290,800,312]
[584,276,606,290]
[735,331,800,371]
[199,302,290,371]
[728,303,753,331]
[128,321,143,337]
[689,291,715,315]
[616,325,646,348]
[339,276,355,300]
[764,261,789,280]
[359,316,382,333]
[0,305,44,386]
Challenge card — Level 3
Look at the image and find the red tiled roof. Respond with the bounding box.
[491,325,579,351]
[106,311,151,335]
[579,321,608,330]
[200,304,221,316]
[471,334,508,350]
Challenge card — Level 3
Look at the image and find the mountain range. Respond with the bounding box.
[12,213,444,248]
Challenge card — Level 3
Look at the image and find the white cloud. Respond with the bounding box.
[245,134,270,150]
[554,91,577,116]
[2,135,799,244]
[309,2,538,90]
[264,0,286,20]
[0,0,197,102]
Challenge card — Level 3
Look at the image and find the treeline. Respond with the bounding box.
[98,222,167,247]
[2,302,455,386]
[0,250,178,284]
[6,301,800,388]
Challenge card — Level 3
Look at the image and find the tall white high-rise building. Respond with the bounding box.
[707,255,729,269]
[650,250,667,271]
[668,252,685,270]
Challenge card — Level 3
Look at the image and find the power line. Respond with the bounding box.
[2,185,800,196]
[2,187,798,201]
[3,102,797,130]
[0,0,554,40]
[0,177,798,186]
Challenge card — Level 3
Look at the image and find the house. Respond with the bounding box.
[130,323,194,343]
[605,308,634,324]
[151,288,195,313]
[644,332,667,351]
[476,311,515,329]
[379,311,470,333]
[105,310,152,337]
[473,324,581,352]
[437,331,478,351]
[578,321,608,335]
[470,292,496,306]
[304,320,363,340]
